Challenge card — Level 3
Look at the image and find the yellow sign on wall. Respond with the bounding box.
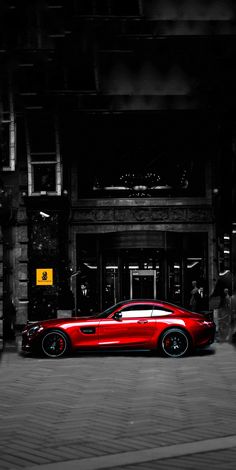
[36,269,53,286]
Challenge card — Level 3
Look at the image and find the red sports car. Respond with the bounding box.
[21,300,215,358]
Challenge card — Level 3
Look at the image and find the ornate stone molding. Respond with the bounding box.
[72,205,213,224]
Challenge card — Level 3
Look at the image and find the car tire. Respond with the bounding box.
[41,330,69,358]
[159,328,190,358]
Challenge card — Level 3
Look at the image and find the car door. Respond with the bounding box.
[98,303,156,347]
[71,318,100,348]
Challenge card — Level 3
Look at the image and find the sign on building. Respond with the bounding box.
[36,268,53,286]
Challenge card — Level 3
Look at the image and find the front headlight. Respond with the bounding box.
[27,325,44,337]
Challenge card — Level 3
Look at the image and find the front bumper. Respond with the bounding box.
[21,332,40,353]
[21,334,32,352]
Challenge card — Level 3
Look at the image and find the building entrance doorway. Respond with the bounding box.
[130,269,157,299]
[76,232,208,314]
[104,250,162,309]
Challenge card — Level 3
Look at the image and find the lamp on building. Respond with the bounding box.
[0,178,5,195]
[0,179,13,200]
[39,211,50,218]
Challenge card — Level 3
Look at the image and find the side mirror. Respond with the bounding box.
[114,311,122,321]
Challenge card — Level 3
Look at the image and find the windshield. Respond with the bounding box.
[95,303,119,318]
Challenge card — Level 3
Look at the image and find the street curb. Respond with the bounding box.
[25,434,236,470]
[2,335,21,352]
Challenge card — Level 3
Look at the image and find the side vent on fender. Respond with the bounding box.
[80,327,96,334]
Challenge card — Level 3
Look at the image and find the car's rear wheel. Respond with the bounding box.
[160,328,190,358]
[41,330,69,358]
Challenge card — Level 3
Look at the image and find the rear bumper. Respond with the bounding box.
[196,325,216,347]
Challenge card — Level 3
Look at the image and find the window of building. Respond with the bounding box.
[26,113,62,195]
[77,116,206,198]
[0,87,16,172]
[77,0,139,16]
[111,0,139,16]
[79,154,205,198]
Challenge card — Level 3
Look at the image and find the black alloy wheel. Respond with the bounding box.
[41,330,69,358]
[160,328,189,358]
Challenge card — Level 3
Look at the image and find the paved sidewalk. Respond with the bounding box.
[1,341,236,470]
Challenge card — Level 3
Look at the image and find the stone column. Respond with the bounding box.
[68,224,78,314]
[208,224,218,298]
[14,208,29,326]
[232,134,236,332]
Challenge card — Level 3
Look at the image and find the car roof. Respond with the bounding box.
[117,299,180,308]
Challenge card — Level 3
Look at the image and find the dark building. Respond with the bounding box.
[0,0,235,340]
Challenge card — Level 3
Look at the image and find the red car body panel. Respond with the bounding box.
[98,316,157,347]
[21,300,215,356]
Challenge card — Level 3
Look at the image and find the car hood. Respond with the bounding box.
[39,316,98,327]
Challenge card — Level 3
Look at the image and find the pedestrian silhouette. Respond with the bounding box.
[189,280,201,312]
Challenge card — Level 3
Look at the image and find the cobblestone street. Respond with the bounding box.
[1,342,236,470]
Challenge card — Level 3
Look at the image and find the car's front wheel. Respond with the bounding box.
[160,328,190,358]
[41,330,69,358]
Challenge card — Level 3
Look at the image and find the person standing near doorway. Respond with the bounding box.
[78,281,95,315]
[189,280,201,312]
[218,288,232,341]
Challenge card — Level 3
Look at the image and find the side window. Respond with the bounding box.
[152,306,173,317]
[121,304,153,318]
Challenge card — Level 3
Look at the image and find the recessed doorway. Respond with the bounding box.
[130,269,157,299]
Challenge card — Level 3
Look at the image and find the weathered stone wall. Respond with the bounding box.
[0,225,3,350]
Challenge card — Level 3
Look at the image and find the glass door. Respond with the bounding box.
[167,258,182,305]
[102,249,163,308]
[130,269,157,299]
[103,255,119,310]
[122,250,161,300]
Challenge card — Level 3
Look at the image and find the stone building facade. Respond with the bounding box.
[0,0,235,342]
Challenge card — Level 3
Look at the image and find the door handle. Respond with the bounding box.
[137,320,148,324]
